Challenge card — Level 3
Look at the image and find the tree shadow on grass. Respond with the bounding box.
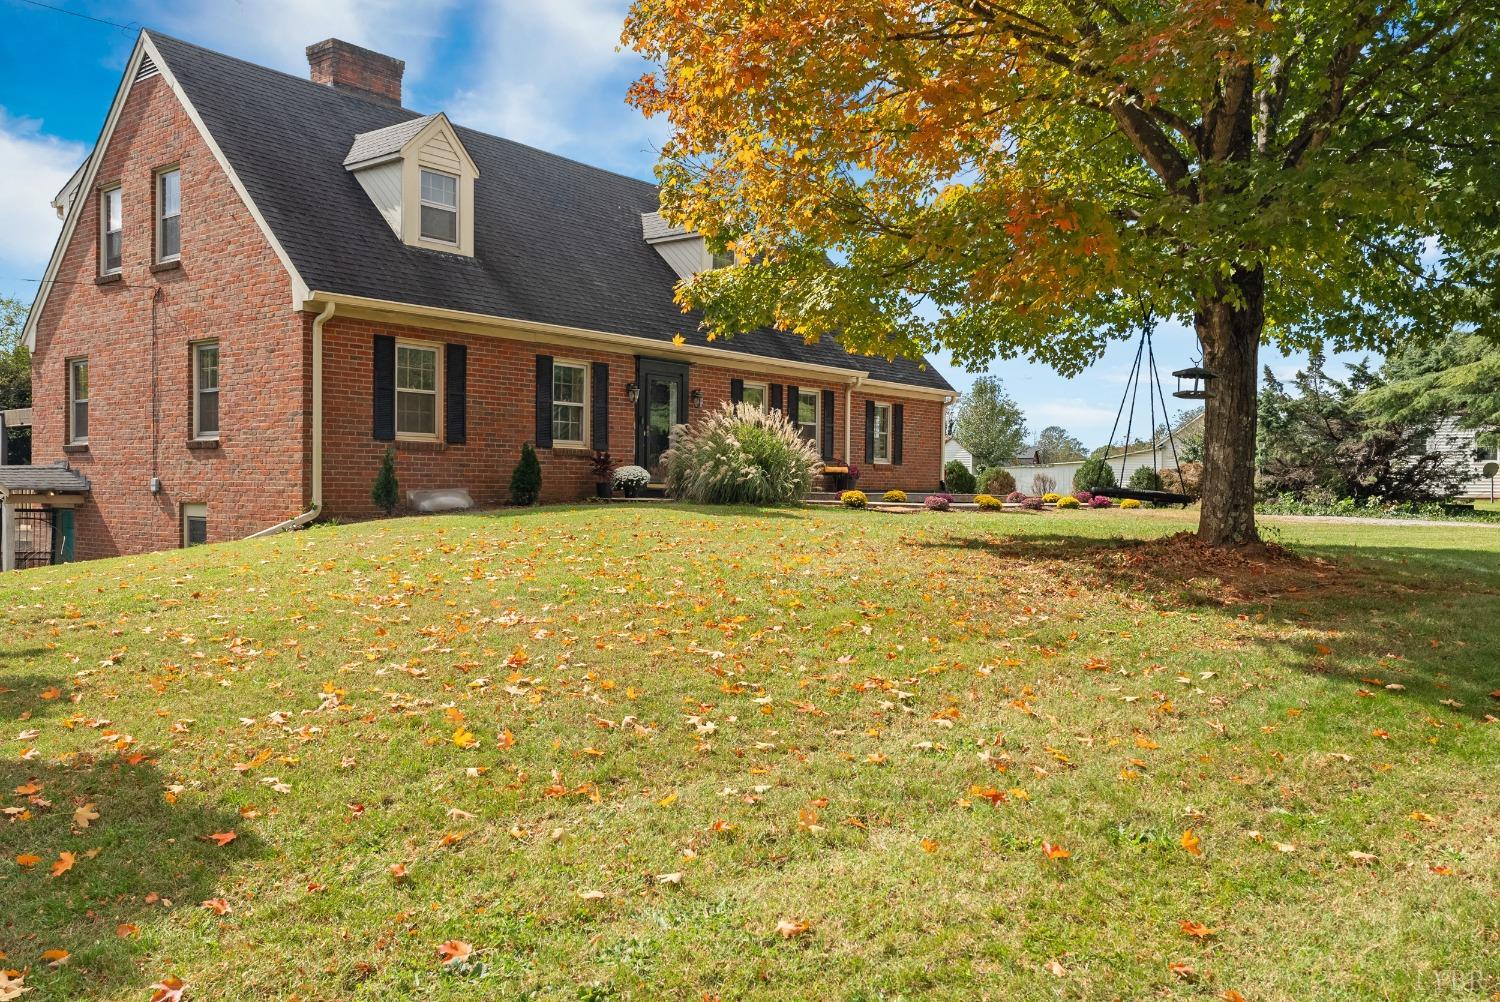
[0,674,261,1000]
[909,531,1500,722]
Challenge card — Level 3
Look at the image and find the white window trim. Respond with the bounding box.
[797,388,821,443]
[551,359,590,449]
[418,168,459,246]
[182,502,207,548]
[99,185,122,276]
[740,381,768,410]
[155,167,181,263]
[394,339,442,442]
[872,402,893,464]
[192,341,219,441]
[68,358,89,445]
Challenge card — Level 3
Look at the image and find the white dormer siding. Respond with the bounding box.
[641,211,731,280]
[345,113,478,257]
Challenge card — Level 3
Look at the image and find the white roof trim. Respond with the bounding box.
[23,31,308,351]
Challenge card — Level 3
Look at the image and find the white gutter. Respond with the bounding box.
[246,301,333,539]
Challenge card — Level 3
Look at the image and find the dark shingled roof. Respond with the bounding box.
[0,463,90,495]
[148,33,952,391]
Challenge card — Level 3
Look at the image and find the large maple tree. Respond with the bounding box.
[623,0,1497,544]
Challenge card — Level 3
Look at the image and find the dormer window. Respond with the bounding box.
[419,169,458,243]
[709,249,734,270]
[343,113,478,257]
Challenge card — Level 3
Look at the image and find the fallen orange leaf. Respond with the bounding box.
[1179,920,1216,938]
[149,976,186,1002]
[202,831,237,847]
[50,851,76,878]
[436,940,473,966]
[775,918,811,939]
[1042,841,1070,860]
[1180,830,1202,856]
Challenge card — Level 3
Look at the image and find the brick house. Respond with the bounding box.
[20,32,954,562]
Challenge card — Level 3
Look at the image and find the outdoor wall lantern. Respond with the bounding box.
[690,388,704,408]
[625,382,640,404]
[1171,365,1217,400]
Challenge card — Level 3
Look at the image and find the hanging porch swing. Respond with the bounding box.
[1088,309,1209,508]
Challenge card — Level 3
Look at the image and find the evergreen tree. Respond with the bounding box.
[951,376,1027,469]
[371,447,399,516]
[510,443,543,506]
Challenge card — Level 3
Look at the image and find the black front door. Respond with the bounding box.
[636,357,689,481]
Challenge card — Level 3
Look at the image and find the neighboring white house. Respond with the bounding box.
[998,412,1205,494]
[943,435,974,473]
[1428,417,1498,499]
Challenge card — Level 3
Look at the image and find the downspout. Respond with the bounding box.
[246,300,333,539]
[845,375,864,462]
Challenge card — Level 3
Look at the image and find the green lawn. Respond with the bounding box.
[2,506,1495,1001]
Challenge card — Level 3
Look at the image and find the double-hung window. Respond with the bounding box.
[419,169,458,243]
[709,249,735,270]
[193,341,219,440]
[872,403,893,463]
[551,362,588,447]
[395,341,440,438]
[796,389,820,442]
[740,382,767,410]
[68,358,89,444]
[157,168,181,262]
[182,503,207,547]
[100,186,122,275]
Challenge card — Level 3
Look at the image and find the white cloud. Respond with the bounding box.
[444,0,660,170]
[142,0,461,80]
[0,110,86,277]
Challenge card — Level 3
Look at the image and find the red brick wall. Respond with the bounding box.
[320,316,948,517]
[29,73,306,560]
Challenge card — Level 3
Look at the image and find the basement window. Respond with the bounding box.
[182,503,207,547]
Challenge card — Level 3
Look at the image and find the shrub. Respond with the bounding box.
[944,460,977,494]
[1088,494,1113,508]
[1120,498,1143,509]
[1073,458,1116,493]
[509,443,542,505]
[925,493,953,511]
[840,489,868,508]
[1005,491,1028,504]
[371,446,399,516]
[1020,496,1045,510]
[1160,462,1204,500]
[1042,492,1062,504]
[1055,495,1081,509]
[974,493,1003,510]
[979,468,1016,496]
[590,450,616,484]
[612,465,650,494]
[1030,473,1057,495]
[662,403,819,504]
[882,489,908,503]
[1128,466,1163,491]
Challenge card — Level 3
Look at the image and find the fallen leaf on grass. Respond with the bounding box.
[40,949,69,967]
[1179,920,1216,938]
[148,976,185,1002]
[116,923,138,938]
[1346,850,1378,865]
[1180,830,1202,856]
[578,889,606,901]
[14,854,40,868]
[50,852,75,878]
[1041,842,1070,860]
[389,863,408,881]
[921,838,940,853]
[1044,960,1067,977]
[201,831,237,847]
[0,972,28,1002]
[776,918,811,939]
[201,898,232,916]
[72,804,99,830]
[451,727,478,750]
[1168,961,1198,981]
[436,940,473,966]
[655,871,683,885]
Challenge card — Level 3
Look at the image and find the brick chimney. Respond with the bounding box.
[306,39,404,106]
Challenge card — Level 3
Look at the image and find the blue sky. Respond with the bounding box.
[0,0,1366,449]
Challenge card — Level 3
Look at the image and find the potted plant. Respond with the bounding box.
[590,450,616,499]
[613,465,650,498]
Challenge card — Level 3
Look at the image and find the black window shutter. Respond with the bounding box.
[769,383,783,412]
[893,403,905,465]
[372,334,395,441]
[444,343,467,445]
[864,399,876,464]
[535,354,554,448]
[821,389,835,459]
[591,361,609,450]
[730,378,743,404]
[786,384,800,427]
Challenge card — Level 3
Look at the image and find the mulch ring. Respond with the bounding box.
[1088,531,1355,605]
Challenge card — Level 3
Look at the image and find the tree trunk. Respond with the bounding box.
[1196,266,1265,546]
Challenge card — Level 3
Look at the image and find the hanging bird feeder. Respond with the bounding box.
[1171,365,1217,400]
